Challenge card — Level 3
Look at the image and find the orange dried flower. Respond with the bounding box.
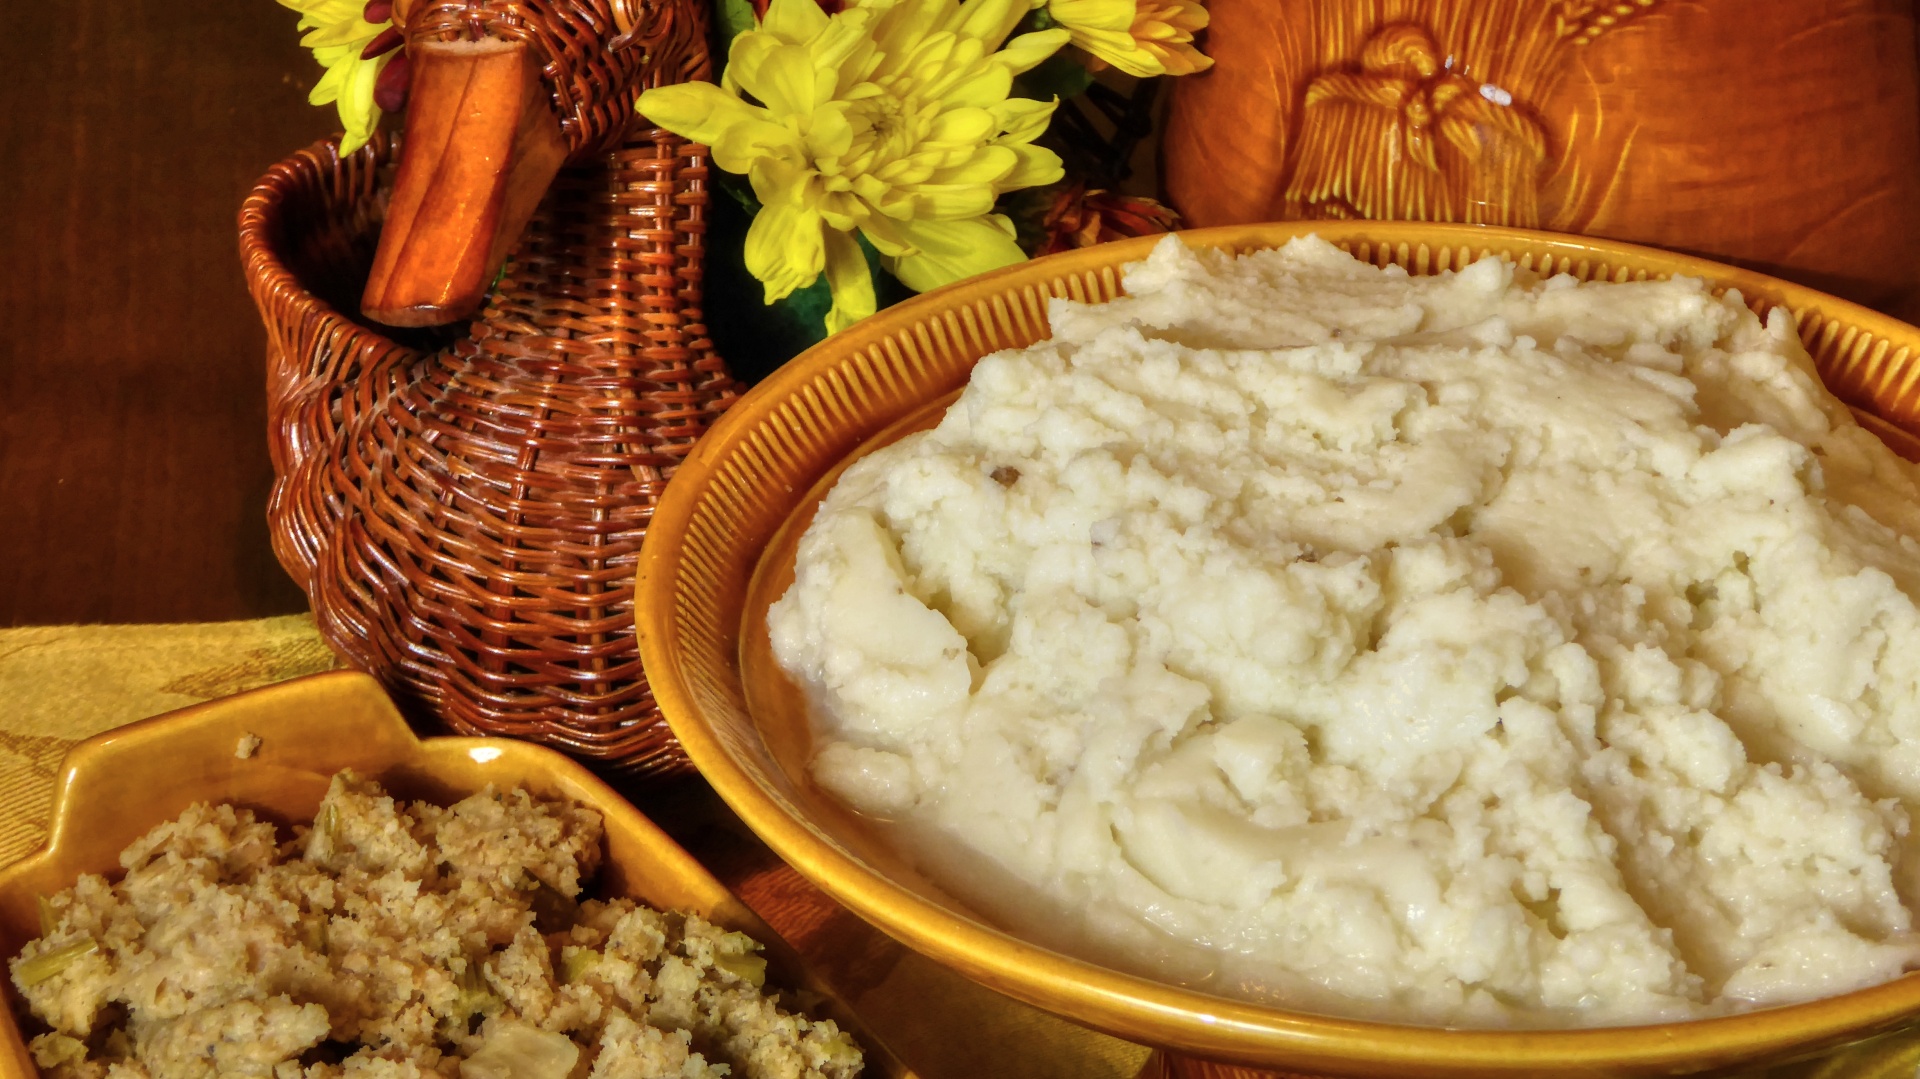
[1040,183,1181,254]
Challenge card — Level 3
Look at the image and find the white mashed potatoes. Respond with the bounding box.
[767,235,1920,1027]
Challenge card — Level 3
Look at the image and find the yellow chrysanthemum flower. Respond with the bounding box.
[279,0,396,156]
[1045,0,1212,78]
[638,0,1070,333]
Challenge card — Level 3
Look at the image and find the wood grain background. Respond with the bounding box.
[5,1,1917,629]
[0,0,334,626]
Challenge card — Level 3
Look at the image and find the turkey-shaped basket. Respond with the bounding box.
[238,0,735,776]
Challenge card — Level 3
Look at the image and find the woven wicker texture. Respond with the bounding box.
[637,221,1920,1077]
[400,0,707,162]
[239,0,734,776]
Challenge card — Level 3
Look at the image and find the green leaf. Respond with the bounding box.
[1012,50,1095,102]
[716,172,761,215]
[715,0,758,51]
[705,189,909,383]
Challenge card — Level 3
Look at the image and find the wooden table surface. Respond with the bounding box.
[1,0,331,627]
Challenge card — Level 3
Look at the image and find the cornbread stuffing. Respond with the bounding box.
[9,772,863,1079]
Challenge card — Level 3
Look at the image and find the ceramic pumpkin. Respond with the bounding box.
[1162,0,1920,317]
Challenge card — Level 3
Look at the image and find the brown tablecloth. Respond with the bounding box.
[3,618,1917,1079]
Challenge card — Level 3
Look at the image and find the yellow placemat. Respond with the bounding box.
[0,615,341,866]
[0,618,1917,1078]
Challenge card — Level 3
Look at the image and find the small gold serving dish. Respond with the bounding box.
[0,670,907,1077]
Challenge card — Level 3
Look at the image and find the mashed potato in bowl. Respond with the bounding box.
[765,234,1920,1028]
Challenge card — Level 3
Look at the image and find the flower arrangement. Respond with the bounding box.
[278,0,408,157]
[1045,0,1211,78]
[277,0,1206,356]
[642,0,1207,350]
[637,0,1071,334]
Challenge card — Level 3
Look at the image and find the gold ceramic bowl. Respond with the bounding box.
[0,671,908,1079]
[636,221,1920,1078]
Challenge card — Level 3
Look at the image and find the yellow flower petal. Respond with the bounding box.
[857,216,914,257]
[639,84,800,174]
[994,142,1065,189]
[721,32,779,96]
[823,229,877,334]
[886,214,1026,293]
[805,103,858,162]
[309,60,348,106]
[818,199,863,233]
[928,144,1017,187]
[952,0,1032,50]
[300,19,379,49]
[717,130,806,178]
[284,0,389,150]
[867,0,941,59]
[733,40,822,117]
[762,0,832,45]
[640,0,1069,313]
[814,15,883,94]
[913,183,1000,219]
[990,97,1058,144]
[920,107,991,147]
[747,155,812,208]
[745,200,827,303]
[939,67,1016,111]
[336,54,385,156]
[277,0,362,19]
[1047,0,1209,77]
[1134,0,1213,75]
[639,82,763,145]
[1048,0,1132,32]
[993,27,1074,75]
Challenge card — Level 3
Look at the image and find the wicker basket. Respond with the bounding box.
[240,92,734,775]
